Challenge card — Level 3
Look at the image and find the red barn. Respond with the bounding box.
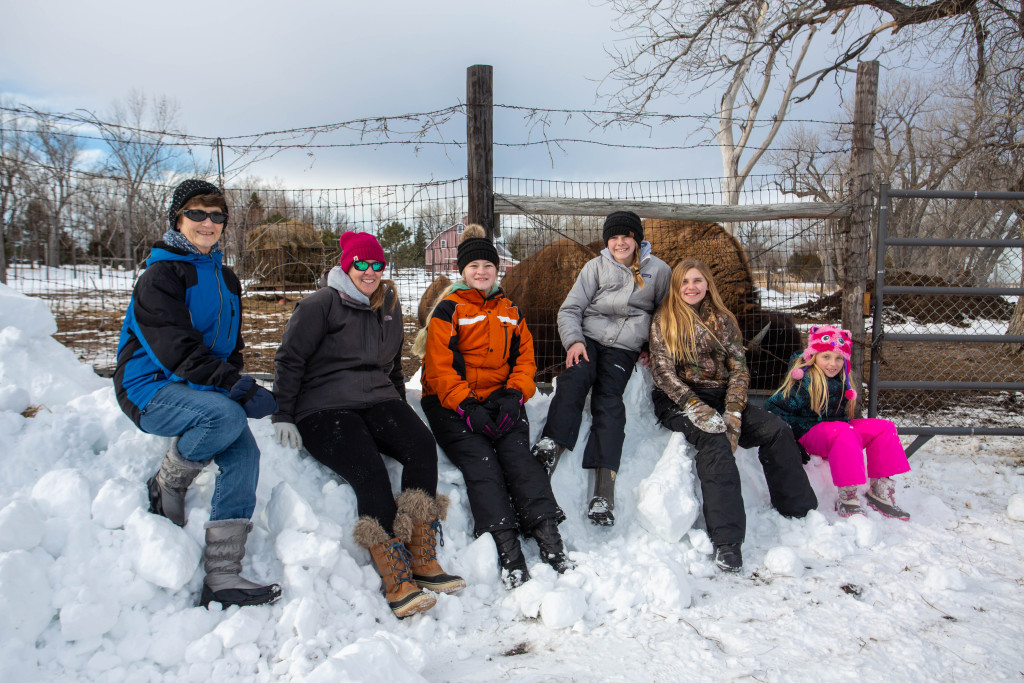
[425,223,517,276]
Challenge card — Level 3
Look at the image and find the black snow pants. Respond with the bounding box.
[652,386,817,546]
[540,337,640,472]
[421,394,564,536]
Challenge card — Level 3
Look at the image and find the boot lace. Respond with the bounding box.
[387,541,416,587]
[422,519,443,562]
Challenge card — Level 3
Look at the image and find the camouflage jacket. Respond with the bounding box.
[649,301,749,412]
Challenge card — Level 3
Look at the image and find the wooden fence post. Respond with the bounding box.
[843,60,879,415]
[466,65,494,239]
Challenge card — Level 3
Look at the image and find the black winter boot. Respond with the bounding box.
[200,519,282,608]
[491,528,530,589]
[588,468,616,526]
[713,543,743,573]
[530,519,575,574]
[147,438,209,527]
[531,437,565,478]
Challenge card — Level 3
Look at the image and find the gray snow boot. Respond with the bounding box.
[531,436,565,478]
[200,519,282,608]
[147,438,209,527]
[587,468,616,526]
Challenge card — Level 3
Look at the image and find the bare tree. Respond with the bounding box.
[603,0,1024,216]
[30,115,84,268]
[0,97,34,283]
[89,90,185,269]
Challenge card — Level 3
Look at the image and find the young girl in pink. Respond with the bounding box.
[764,325,911,520]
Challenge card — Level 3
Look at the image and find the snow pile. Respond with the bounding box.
[1,282,1023,680]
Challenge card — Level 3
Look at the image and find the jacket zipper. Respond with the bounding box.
[212,257,224,349]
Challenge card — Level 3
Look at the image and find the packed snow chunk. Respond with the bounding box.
[0,324,107,407]
[635,433,701,543]
[641,559,693,612]
[848,514,879,548]
[306,636,427,683]
[184,632,223,664]
[266,481,319,534]
[514,575,554,619]
[461,532,501,586]
[59,599,120,641]
[125,509,201,590]
[1007,493,1024,522]
[0,384,30,414]
[274,529,340,569]
[31,468,92,519]
[540,586,588,629]
[214,608,268,649]
[923,566,967,592]
[92,477,148,530]
[0,550,54,645]
[0,282,57,337]
[764,546,804,578]
[0,499,45,551]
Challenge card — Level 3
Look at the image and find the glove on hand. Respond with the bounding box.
[228,375,278,419]
[723,404,742,452]
[683,399,726,434]
[457,399,499,439]
[486,388,523,434]
[275,422,302,450]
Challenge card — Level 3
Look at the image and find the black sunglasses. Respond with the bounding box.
[353,260,385,272]
[182,209,228,224]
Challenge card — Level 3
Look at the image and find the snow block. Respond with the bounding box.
[266,481,319,534]
[0,550,54,645]
[635,433,701,543]
[305,636,427,683]
[31,468,92,519]
[0,499,45,551]
[59,599,120,641]
[540,586,587,629]
[125,509,201,590]
[764,546,804,578]
[1007,493,1024,522]
[92,477,148,530]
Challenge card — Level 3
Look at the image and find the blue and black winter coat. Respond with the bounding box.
[114,241,244,428]
[764,362,850,440]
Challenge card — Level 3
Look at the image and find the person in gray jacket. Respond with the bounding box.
[273,231,464,619]
[531,211,671,525]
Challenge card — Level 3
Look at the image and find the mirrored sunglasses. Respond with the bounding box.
[182,209,228,224]
[353,260,385,272]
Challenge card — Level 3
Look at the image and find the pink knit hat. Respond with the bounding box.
[791,325,857,401]
[338,231,386,272]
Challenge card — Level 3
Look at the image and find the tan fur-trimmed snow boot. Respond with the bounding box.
[353,516,436,618]
[395,489,466,594]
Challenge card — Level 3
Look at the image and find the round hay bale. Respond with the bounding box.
[418,275,452,327]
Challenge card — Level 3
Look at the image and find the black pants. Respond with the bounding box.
[298,400,437,536]
[541,337,639,471]
[653,387,817,546]
[422,394,563,536]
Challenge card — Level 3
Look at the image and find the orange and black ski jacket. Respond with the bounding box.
[421,285,537,411]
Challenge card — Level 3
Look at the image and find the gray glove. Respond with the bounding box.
[275,422,302,450]
[683,400,726,434]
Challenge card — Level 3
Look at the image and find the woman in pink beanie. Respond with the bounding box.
[765,325,911,520]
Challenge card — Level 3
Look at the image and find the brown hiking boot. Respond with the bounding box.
[866,478,910,521]
[396,490,466,595]
[353,516,436,619]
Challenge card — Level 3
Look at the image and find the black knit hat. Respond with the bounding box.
[167,179,225,231]
[602,210,643,245]
[457,237,500,273]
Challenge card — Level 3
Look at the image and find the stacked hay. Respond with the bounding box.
[245,220,330,288]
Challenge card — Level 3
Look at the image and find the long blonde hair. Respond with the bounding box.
[656,259,737,366]
[629,248,645,289]
[773,355,856,418]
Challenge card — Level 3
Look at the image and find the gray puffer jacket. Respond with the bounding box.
[272,267,405,424]
[557,242,671,352]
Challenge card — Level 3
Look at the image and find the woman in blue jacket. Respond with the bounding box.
[115,179,279,608]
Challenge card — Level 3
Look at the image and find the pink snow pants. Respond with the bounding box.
[798,419,910,487]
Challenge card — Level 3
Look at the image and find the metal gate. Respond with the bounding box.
[868,185,1024,455]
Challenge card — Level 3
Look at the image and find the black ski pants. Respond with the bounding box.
[422,394,563,536]
[653,387,817,546]
[541,337,639,472]
[298,400,438,536]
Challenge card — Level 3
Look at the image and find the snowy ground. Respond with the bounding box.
[2,281,1024,682]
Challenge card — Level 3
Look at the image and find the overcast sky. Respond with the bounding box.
[3,0,856,189]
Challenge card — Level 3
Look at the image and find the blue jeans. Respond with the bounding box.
[139,382,260,521]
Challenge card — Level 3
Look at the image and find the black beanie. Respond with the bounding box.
[457,237,500,273]
[602,210,643,244]
[168,179,225,231]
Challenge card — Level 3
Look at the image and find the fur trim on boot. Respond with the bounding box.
[200,518,281,608]
[395,490,466,594]
[353,516,436,618]
[148,438,209,527]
